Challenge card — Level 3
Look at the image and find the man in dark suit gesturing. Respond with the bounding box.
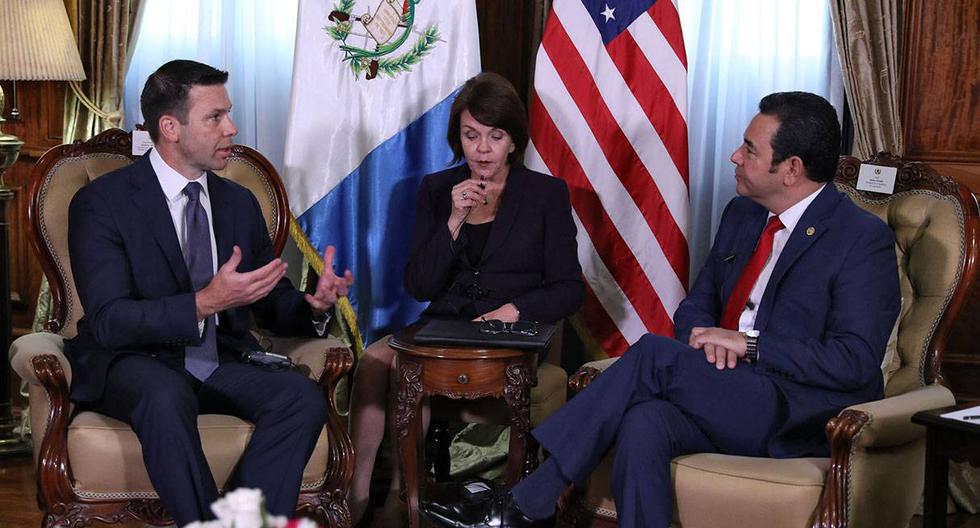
[66,60,354,525]
[424,92,901,528]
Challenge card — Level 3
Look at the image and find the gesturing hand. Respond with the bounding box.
[688,327,748,370]
[305,245,355,317]
[195,245,288,321]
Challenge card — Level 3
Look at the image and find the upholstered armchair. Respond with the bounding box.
[9,129,355,527]
[559,154,979,528]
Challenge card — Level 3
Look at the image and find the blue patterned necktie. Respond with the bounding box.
[182,181,219,381]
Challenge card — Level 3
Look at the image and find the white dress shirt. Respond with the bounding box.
[738,185,825,331]
[150,148,220,277]
[150,149,219,333]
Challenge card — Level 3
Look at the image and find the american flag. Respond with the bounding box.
[526,0,689,357]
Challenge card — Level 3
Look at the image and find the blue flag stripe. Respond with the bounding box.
[297,89,462,344]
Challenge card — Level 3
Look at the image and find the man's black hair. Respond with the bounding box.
[759,91,841,183]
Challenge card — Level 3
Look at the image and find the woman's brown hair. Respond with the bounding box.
[447,72,528,165]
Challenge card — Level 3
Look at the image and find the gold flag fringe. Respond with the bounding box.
[289,216,364,356]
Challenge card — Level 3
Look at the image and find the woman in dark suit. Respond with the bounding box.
[348,72,584,526]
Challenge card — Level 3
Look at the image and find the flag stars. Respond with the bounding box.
[600,4,616,22]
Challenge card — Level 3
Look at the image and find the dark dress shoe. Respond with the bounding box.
[422,490,554,528]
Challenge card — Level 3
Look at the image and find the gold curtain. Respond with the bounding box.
[62,0,142,141]
[829,0,904,158]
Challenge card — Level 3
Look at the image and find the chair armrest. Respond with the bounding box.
[263,334,351,383]
[10,332,71,387]
[812,383,956,528]
[9,333,77,508]
[266,334,355,495]
[843,383,956,448]
[568,357,619,393]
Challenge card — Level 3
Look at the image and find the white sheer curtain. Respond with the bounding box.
[679,0,845,276]
[123,0,299,171]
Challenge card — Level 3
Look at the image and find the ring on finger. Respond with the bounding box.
[462,191,468,198]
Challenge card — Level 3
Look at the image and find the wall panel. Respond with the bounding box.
[901,0,980,401]
[1,81,65,339]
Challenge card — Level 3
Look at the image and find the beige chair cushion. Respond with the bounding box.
[580,451,829,527]
[530,363,567,426]
[68,412,330,499]
[673,454,829,528]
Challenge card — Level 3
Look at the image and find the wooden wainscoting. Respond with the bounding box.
[901,0,980,402]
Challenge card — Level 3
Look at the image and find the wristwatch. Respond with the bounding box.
[742,330,760,362]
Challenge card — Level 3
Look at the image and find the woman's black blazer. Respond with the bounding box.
[404,163,584,323]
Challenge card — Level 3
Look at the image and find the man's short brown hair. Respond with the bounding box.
[140,60,229,142]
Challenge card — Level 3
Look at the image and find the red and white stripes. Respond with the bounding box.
[527,0,689,356]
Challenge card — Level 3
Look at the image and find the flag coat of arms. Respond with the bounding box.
[526,0,690,357]
[284,0,481,345]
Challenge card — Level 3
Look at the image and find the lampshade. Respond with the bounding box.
[0,0,86,81]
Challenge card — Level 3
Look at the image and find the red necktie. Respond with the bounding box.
[720,216,785,330]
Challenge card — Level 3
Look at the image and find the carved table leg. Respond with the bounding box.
[503,362,532,487]
[395,356,424,528]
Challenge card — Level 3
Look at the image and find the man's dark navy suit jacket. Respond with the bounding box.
[674,184,901,457]
[66,154,316,403]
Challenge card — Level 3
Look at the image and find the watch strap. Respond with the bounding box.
[743,332,759,362]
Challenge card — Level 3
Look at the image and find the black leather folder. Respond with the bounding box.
[413,319,556,350]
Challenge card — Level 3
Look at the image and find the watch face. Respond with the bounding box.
[745,330,760,337]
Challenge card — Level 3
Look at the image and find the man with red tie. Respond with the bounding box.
[423,92,901,528]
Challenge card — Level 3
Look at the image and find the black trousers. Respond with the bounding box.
[88,353,328,526]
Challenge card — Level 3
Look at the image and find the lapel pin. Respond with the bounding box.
[806,226,816,236]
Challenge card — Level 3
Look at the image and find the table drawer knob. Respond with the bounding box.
[457,374,469,384]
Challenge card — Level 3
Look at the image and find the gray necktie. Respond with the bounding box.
[182,182,219,381]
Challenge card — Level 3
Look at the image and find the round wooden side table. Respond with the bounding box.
[389,324,540,528]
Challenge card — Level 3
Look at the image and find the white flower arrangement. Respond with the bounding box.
[183,488,321,528]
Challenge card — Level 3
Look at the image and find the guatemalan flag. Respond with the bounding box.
[283,0,481,347]
[527,0,690,358]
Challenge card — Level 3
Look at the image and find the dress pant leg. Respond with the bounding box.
[611,400,715,528]
[92,354,216,526]
[532,333,781,499]
[200,362,328,517]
